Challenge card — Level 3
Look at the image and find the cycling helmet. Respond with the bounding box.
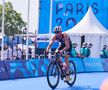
[53,26,62,33]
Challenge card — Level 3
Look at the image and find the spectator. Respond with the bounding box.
[7,46,12,60]
[80,43,88,58]
[28,47,32,59]
[13,46,17,60]
[85,43,93,57]
[17,48,22,60]
[100,45,107,58]
[22,50,26,59]
[3,45,8,60]
[106,46,108,58]
[31,48,35,59]
[71,43,80,58]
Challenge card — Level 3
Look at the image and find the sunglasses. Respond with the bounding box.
[54,31,61,34]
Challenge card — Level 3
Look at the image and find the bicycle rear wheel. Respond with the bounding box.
[66,60,77,86]
[47,61,60,89]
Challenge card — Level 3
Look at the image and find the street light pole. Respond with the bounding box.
[1,0,5,60]
[48,0,53,59]
[26,0,30,60]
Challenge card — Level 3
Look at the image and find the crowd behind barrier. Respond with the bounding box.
[71,42,108,59]
[0,58,107,80]
[1,42,108,61]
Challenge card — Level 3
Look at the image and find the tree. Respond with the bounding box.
[0,2,27,36]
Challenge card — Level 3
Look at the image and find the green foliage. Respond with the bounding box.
[0,2,27,36]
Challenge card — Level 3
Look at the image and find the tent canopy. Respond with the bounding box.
[64,7,108,35]
[64,7,108,58]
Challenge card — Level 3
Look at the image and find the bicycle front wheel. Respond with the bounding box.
[66,60,77,86]
[47,61,60,89]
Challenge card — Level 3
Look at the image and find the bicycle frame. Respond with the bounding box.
[53,53,66,78]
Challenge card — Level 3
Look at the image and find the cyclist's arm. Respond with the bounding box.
[46,36,56,51]
[61,34,70,52]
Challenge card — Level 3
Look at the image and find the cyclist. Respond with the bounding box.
[46,26,72,81]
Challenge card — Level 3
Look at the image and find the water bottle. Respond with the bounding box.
[62,63,65,70]
[62,62,66,74]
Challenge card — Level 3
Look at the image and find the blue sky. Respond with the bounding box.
[0,0,39,33]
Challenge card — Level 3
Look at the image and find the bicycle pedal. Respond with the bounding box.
[64,80,68,82]
[61,75,65,80]
[61,76,64,80]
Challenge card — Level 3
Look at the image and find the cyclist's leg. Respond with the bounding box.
[56,46,63,63]
[64,53,71,81]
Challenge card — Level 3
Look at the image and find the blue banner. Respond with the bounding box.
[102,59,108,71]
[83,58,104,72]
[70,58,85,72]
[0,61,9,80]
[39,0,108,34]
[4,60,30,79]
[4,59,51,79]
[0,58,107,80]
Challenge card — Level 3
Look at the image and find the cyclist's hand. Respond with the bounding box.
[55,49,59,53]
[59,50,63,55]
[45,49,49,55]
[54,49,60,56]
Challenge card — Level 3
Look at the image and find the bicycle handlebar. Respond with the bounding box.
[44,51,60,58]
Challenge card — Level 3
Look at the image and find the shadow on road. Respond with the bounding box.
[55,85,99,90]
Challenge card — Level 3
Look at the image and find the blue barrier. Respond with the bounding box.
[4,60,29,79]
[0,61,9,80]
[83,58,104,72]
[0,58,107,80]
[70,58,85,72]
[101,59,108,71]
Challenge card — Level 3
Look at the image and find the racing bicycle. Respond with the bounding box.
[46,52,77,89]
